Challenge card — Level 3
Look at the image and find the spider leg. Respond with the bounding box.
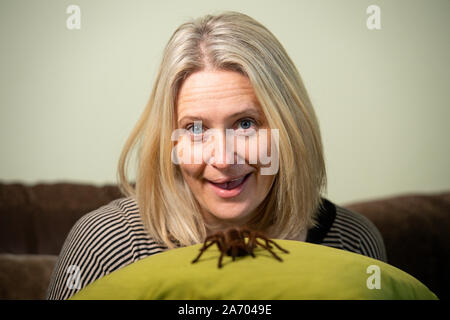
[266,239,289,253]
[241,230,257,246]
[218,250,225,268]
[205,234,220,241]
[264,239,273,249]
[241,230,251,238]
[214,236,229,268]
[246,235,255,249]
[245,230,273,249]
[231,243,238,261]
[238,232,252,256]
[245,245,255,257]
[255,239,283,262]
[245,237,256,257]
[191,240,216,263]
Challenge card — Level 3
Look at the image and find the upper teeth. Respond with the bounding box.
[212,174,247,184]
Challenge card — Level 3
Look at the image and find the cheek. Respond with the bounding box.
[179,164,212,212]
[240,135,259,165]
[179,163,203,184]
[256,173,275,196]
[174,136,204,165]
[238,131,274,167]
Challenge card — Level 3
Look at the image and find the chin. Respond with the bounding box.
[206,202,253,224]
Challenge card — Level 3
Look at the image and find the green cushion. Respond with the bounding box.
[71,240,437,300]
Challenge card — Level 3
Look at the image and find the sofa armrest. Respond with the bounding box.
[344,192,450,300]
[0,254,57,299]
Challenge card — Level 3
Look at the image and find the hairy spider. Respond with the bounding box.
[191,227,289,268]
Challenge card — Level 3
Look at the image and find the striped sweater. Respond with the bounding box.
[46,197,387,300]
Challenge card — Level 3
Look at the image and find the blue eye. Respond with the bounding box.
[186,122,205,141]
[187,122,203,135]
[192,123,203,134]
[239,119,252,130]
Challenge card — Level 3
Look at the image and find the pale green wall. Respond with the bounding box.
[1,0,449,204]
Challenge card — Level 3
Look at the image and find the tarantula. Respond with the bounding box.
[191,227,289,268]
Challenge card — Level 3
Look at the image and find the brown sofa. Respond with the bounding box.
[0,182,448,299]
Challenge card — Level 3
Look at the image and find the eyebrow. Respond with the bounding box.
[177,108,263,126]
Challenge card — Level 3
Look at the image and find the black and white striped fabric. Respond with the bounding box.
[46,197,387,300]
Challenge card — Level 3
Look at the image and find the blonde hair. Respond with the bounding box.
[117,11,326,248]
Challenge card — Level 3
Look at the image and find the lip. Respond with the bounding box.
[206,172,252,199]
[207,173,251,184]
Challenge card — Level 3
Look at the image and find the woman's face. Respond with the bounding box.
[175,69,276,230]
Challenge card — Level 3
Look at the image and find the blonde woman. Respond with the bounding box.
[46,11,386,300]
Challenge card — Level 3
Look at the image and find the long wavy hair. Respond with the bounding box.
[117,11,327,248]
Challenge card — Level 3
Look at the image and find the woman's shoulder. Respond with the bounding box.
[73,197,142,235]
[71,196,168,255]
[46,197,167,300]
[65,197,163,253]
[332,204,388,262]
[307,198,388,262]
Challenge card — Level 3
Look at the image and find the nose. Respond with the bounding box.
[205,129,237,169]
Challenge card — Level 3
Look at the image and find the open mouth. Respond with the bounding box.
[208,173,252,190]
